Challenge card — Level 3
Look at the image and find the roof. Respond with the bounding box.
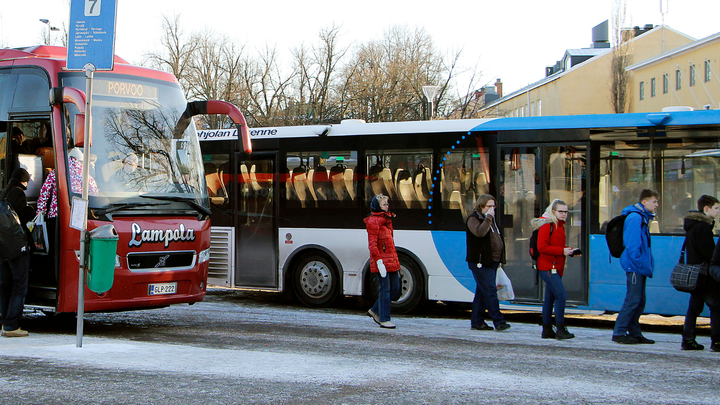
[565,48,608,57]
[469,109,720,132]
[626,30,720,71]
[480,25,693,111]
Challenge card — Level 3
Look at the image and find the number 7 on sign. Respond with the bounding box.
[85,0,101,16]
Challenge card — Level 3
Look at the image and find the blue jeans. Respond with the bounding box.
[0,253,30,331]
[371,271,401,322]
[470,262,505,327]
[613,272,646,337]
[683,289,720,343]
[538,271,567,325]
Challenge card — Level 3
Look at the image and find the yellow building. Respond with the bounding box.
[479,26,695,117]
[628,31,720,112]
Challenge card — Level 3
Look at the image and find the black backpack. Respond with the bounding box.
[529,223,553,262]
[605,214,628,258]
[0,193,28,263]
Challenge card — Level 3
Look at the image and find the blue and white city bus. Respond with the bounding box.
[200,109,720,316]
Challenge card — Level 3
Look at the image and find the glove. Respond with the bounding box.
[377,259,387,277]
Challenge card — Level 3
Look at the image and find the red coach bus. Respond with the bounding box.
[0,46,250,314]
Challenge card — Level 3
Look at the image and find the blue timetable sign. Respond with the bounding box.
[67,0,118,71]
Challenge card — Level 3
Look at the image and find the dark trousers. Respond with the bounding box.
[683,289,720,344]
[470,262,505,327]
[371,271,401,323]
[538,270,567,325]
[0,253,30,331]
[613,272,646,337]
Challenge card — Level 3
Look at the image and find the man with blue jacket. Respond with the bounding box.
[612,189,659,344]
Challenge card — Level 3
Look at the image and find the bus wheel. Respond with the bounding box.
[293,254,340,307]
[393,256,425,314]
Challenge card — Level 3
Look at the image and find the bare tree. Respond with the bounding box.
[292,24,349,124]
[241,45,297,127]
[342,26,451,122]
[143,14,199,96]
[610,0,633,113]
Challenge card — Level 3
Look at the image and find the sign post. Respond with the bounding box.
[67,0,118,348]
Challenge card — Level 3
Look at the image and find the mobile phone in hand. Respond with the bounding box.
[570,248,582,257]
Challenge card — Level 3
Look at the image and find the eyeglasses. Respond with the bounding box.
[555,210,569,214]
[485,204,496,208]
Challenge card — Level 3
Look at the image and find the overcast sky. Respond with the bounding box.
[1,0,719,96]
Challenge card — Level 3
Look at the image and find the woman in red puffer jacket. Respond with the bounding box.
[364,194,401,329]
[531,199,581,340]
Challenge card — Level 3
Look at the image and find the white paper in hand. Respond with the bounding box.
[377,260,387,277]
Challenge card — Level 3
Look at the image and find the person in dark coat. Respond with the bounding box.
[0,168,35,337]
[466,194,510,332]
[682,195,720,351]
[365,194,401,329]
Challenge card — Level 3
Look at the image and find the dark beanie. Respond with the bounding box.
[11,168,30,183]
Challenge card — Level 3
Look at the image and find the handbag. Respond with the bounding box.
[670,241,706,293]
[496,266,515,301]
[29,213,49,255]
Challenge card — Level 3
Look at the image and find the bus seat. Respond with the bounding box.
[292,167,310,208]
[35,146,54,170]
[449,190,462,210]
[249,164,262,192]
[424,166,432,191]
[474,172,488,195]
[649,219,660,234]
[379,168,397,201]
[343,168,355,200]
[240,164,252,196]
[285,169,294,200]
[329,165,347,201]
[413,168,430,202]
[460,169,472,192]
[313,166,331,201]
[101,159,123,182]
[396,170,415,208]
[204,162,225,204]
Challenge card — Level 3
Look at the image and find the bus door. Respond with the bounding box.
[499,145,587,304]
[234,152,278,288]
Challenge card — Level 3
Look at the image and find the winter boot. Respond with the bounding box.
[541,324,556,339]
[555,324,575,340]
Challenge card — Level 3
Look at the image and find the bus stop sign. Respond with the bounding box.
[67,0,118,71]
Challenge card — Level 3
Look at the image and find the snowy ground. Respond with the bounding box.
[0,291,718,404]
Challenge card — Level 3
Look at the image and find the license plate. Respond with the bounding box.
[148,282,177,295]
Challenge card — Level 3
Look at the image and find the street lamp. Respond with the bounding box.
[422,85,441,120]
[39,19,60,45]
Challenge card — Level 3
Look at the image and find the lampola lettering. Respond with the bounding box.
[129,223,196,248]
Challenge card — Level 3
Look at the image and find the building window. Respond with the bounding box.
[690,65,696,87]
[639,81,645,101]
[705,60,711,82]
[650,77,656,97]
[537,100,542,117]
[663,73,669,94]
[676,69,682,90]
[530,102,536,116]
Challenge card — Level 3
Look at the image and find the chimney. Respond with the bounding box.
[495,78,503,98]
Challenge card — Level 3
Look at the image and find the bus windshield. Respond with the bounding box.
[60,73,207,211]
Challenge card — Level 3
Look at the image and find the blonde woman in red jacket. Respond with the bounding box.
[364,194,401,329]
[531,199,581,340]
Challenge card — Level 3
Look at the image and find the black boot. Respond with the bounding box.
[556,324,575,340]
[541,324,556,339]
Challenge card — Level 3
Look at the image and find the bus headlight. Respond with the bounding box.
[198,248,211,264]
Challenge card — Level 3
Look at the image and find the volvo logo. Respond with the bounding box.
[155,254,171,268]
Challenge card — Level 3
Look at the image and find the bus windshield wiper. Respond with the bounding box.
[94,202,170,216]
[139,194,211,217]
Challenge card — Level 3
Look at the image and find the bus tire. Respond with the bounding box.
[292,253,341,307]
[364,255,425,314]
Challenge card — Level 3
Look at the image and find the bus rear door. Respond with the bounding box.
[234,153,278,288]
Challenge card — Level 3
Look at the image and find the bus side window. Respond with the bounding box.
[285,151,356,209]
